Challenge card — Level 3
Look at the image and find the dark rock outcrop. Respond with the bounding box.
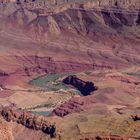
[79,135,139,140]
[63,75,97,96]
[131,115,140,121]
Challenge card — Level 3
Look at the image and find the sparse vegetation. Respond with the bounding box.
[29,72,76,91]
[127,72,140,78]
[23,102,56,110]
[84,71,92,75]
[31,111,51,116]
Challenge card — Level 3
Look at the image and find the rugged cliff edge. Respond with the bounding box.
[1,108,56,138]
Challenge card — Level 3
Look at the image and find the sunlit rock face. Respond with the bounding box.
[0,119,14,140]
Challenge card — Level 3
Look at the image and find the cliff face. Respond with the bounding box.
[1,108,56,138]
[63,75,97,96]
[0,0,139,79]
[0,0,139,53]
[1,0,140,34]
[1,109,139,140]
[6,0,140,8]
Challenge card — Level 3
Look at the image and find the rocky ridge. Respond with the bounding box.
[1,108,56,138]
[78,135,138,140]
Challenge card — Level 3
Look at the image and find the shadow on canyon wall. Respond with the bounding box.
[63,75,98,96]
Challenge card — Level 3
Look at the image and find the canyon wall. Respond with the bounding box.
[1,108,56,138]
[1,108,139,140]
[63,75,97,96]
[15,0,140,10]
[1,0,140,9]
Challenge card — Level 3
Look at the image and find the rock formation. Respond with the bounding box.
[63,75,97,96]
[79,135,138,140]
[1,108,56,138]
[131,115,140,121]
[52,98,84,117]
[0,117,14,140]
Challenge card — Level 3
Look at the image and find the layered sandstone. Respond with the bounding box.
[1,108,56,138]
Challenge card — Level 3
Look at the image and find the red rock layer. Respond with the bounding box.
[1,108,56,138]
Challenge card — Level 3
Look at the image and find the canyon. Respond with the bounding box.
[0,0,139,139]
